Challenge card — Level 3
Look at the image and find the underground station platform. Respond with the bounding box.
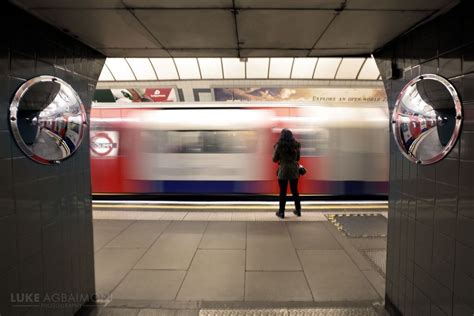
[81,201,389,316]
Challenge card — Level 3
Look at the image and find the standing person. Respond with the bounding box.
[272,128,302,219]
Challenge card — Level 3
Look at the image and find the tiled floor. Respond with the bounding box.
[92,211,386,310]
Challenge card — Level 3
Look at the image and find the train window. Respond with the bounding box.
[392,74,462,164]
[140,130,258,153]
[9,76,86,164]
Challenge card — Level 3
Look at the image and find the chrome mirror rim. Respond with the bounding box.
[391,74,462,165]
[9,75,87,165]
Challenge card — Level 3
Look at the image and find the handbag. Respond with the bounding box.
[298,164,307,176]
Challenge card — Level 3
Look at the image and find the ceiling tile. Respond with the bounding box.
[291,58,318,78]
[168,49,238,57]
[174,58,201,79]
[335,57,365,79]
[13,0,124,8]
[358,57,380,80]
[150,58,179,80]
[222,58,246,78]
[313,57,341,79]
[238,10,335,49]
[269,58,293,78]
[315,10,432,51]
[105,58,136,80]
[198,58,223,79]
[236,0,342,9]
[126,58,157,80]
[32,9,160,49]
[98,48,169,57]
[246,58,269,78]
[98,65,115,81]
[346,0,456,10]
[309,48,371,56]
[240,49,310,57]
[135,9,237,48]
[123,0,233,8]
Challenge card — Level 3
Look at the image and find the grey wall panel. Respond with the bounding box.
[0,2,105,315]
[375,1,474,314]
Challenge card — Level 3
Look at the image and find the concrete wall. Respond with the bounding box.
[0,3,105,315]
[374,1,474,315]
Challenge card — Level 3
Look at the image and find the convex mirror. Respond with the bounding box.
[9,76,87,164]
[392,74,462,165]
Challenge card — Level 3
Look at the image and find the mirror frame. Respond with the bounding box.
[9,75,87,165]
[391,74,463,165]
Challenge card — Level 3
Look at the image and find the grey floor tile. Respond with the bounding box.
[99,308,140,316]
[184,212,211,221]
[298,250,379,302]
[247,222,291,245]
[287,222,342,250]
[165,221,208,234]
[93,220,134,251]
[106,221,171,249]
[362,270,385,299]
[245,272,313,301]
[323,222,373,271]
[134,234,204,270]
[199,222,246,249]
[246,244,302,271]
[137,310,176,316]
[246,222,301,271]
[160,212,188,221]
[112,270,186,300]
[95,248,147,294]
[177,250,245,301]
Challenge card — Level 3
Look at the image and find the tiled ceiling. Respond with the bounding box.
[98,57,381,81]
[11,0,459,57]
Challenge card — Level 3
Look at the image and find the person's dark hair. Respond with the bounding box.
[275,128,299,155]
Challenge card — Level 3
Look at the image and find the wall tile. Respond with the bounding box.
[0,215,17,276]
[453,269,474,310]
[460,132,474,161]
[375,3,474,315]
[453,294,474,316]
[0,3,105,315]
[439,52,462,78]
[0,268,19,316]
[455,242,474,279]
[439,8,462,54]
[457,215,474,249]
[413,285,431,316]
[436,159,459,187]
[463,43,474,75]
[415,221,433,271]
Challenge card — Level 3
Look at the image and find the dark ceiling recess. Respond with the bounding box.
[11,0,460,58]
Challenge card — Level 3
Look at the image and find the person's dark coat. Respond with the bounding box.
[272,142,301,180]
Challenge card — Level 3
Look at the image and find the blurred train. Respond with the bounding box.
[90,102,389,197]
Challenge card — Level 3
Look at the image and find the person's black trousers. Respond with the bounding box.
[278,178,301,214]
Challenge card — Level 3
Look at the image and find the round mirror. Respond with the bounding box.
[9,76,87,164]
[392,74,462,164]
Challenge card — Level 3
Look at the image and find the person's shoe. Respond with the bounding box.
[275,211,285,219]
[293,210,301,217]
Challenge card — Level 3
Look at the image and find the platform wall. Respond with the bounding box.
[0,3,105,315]
[375,1,474,315]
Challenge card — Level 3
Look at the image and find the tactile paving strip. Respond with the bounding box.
[326,214,387,238]
[200,308,377,316]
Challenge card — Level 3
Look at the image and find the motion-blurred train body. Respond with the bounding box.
[90,102,389,196]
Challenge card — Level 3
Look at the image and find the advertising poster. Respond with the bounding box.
[213,87,387,104]
[94,88,177,103]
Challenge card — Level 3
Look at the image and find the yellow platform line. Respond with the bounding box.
[92,204,387,210]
